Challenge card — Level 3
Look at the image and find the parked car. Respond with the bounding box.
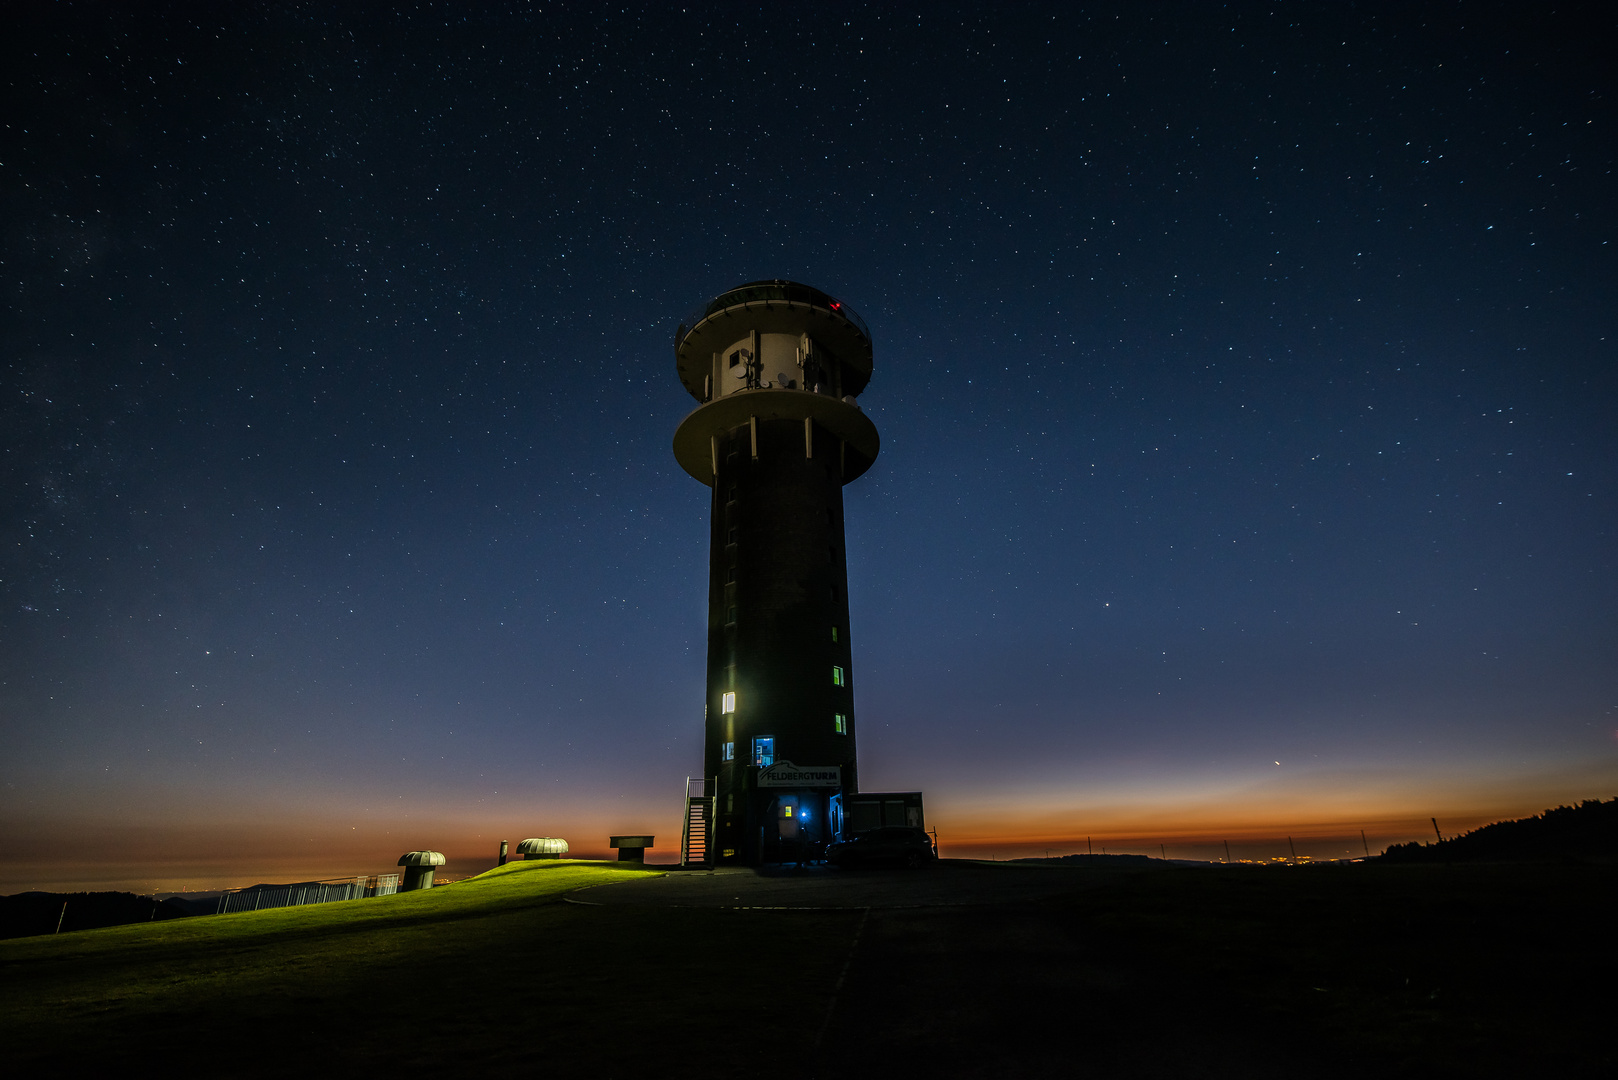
[827,826,936,868]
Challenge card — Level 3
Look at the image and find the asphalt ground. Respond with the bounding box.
[571,860,1174,1078]
[564,858,1121,909]
[565,860,1607,1078]
[572,859,1365,1078]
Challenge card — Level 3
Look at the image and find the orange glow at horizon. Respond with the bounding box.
[7,779,1615,894]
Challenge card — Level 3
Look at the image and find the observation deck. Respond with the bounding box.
[672,280,879,486]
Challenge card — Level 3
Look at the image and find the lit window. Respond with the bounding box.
[832,666,845,687]
[831,626,839,642]
[721,692,736,714]
[721,741,734,761]
[782,805,794,819]
[753,737,774,767]
[834,713,848,734]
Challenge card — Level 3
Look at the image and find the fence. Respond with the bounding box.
[215,874,401,915]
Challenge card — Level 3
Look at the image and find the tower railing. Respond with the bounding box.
[675,281,869,349]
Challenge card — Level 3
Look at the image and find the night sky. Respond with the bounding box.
[4,4,1613,892]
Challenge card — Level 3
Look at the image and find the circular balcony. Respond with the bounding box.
[674,280,873,402]
[672,388,879,487]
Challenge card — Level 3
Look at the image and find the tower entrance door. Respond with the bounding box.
[764,789,828,865]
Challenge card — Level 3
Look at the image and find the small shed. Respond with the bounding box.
[609,835,654,862]
[836,792,925,838]
[517,837,569,860]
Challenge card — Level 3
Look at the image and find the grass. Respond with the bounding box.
[0,860,861,1076]
[4,857,1612,1077]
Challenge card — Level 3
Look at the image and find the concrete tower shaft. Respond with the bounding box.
[672,281,879,865]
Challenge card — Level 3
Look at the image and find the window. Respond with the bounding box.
[832,666,845,687]
[721,691,736,714]
[725,567,735,584]
[726,606,737,624]
[831,626,839,642]
[834,713,848,734]
[728,527,737,544]
[721,741,734,762]
[782,804,795,819]
[753,737,775,767]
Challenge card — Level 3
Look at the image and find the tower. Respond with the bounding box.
[672,281,879,865]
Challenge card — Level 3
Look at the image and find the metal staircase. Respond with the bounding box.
[680,777,716,869]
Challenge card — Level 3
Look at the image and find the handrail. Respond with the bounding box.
[681,776,716,869]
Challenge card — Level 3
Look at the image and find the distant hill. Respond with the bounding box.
[1379,797,1618,863]
[0,891,201,940]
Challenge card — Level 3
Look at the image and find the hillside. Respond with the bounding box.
[0,891,201,940]
[1381,797,1618,862]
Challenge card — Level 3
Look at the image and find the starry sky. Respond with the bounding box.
[3,3,1614,891]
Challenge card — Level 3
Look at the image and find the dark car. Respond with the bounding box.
[826,826,936,869]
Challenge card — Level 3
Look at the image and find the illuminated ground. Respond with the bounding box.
[1,859,1611,1077]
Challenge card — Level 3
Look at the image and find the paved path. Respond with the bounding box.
[566,859,1123,909]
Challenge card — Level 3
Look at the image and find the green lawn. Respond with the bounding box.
[0,860,861,1076]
